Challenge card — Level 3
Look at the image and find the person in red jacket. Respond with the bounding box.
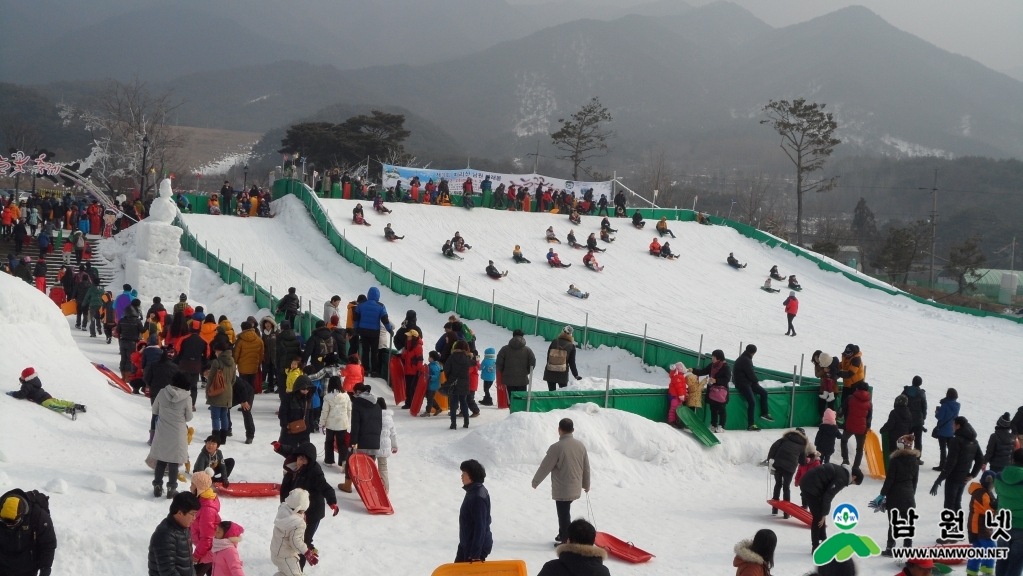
[783,291,799,336]
[842,381,873,469]
[400,330,424,409]
[667,363,688,426]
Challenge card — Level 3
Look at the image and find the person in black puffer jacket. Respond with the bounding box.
[801,464,862,551]
[880,395,914,453]
[985,412,1017,472]
[392,310,421,352]
[144,348,179,445]
[931,416,984,513]
[879,434,920,554]
[275,321,303,393]
[277,376,313,453]
[733,344,773,430]
[537,519,610,576]
[445,341,476,430]
[0,489,57,576]
[542,326,580,391]
[148,492,201,576]
[767,429,809,516]
[117,306,145,379]
[902,376,927,463]
[279,442,337,563]
[176,325,208,408]
[339,384,383,494]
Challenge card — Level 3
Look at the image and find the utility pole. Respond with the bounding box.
[920,170,938,284]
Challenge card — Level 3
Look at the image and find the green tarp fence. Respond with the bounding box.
[508,385,826,430]
[267,178,814,387]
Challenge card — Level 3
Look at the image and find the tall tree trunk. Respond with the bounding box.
[795,171,803,245]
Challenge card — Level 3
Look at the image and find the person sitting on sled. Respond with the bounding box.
[547,249,567,268]
[656,217,676,238]
[649,238,661,256]
[352,204,367,225]
[763,278,780,292]
[632,210,646,228]
[384,224,404,241]
[583,250,602,271]
[373,194,392,214]
[788,275,801,290]
[513,245,530,263]
[727,253,746,268]
[568,210,581,225]
[545,227,561,243]
[659,242,676,259]
[697,212,712,225]
[586,233,604,252]
[567,230,579,248]
[452,232,471,251]
[442,240,456,258]
[7,367,87,417]
[600,217,617,233]
[485,261,506,279]
[770,265,785,281]
[599,228,614,243]
[567,284,588,299]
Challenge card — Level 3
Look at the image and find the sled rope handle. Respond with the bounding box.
[586,492,598,530]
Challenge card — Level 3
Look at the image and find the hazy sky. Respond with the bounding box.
[512,0,1023,72]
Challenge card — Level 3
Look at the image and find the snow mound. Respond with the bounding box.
[0,471,9,487]
[447,403,764,483]
[46,478,68,494]
[86,475,116,494]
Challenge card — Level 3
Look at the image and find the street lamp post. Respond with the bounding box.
[243,164,249,190]
[140,134,150,199]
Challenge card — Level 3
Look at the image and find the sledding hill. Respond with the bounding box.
[320,198,1023,418]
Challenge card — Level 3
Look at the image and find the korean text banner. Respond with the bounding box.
[382,164,612,198]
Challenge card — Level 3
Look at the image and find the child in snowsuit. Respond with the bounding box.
[341,354,364,393]
[795,449,822,489]
[211,521,246,576]
[480,348,497,406]
[815,408,842,464]
[966,525,997,576]
[967,471,997,544]
[7,367,86,417]
[271,488,311,575]
[667,362,688,426]
[685,367,703,410]
[375,397,399,493]
[319,377,352,466]
[767,428,809,517]
[423,351,443,417]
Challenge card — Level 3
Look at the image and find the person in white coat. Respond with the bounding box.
[271,488,310,576]
[319,377,352,466]
[323,296,342,327]
[374,398,399,493]
[149,372,194,498]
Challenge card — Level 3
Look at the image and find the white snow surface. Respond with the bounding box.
[6,193,1022,575]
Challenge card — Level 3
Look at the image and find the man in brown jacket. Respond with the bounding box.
[532,418,591,546]
[233,321,264,443]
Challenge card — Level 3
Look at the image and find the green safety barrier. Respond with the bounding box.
[266,178,814,387]
[508,385,826,429]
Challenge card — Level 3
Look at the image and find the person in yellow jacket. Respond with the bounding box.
[233,321,264,381]
[199,316,218,353]
[838,344,865,418]
[217,315,236,344]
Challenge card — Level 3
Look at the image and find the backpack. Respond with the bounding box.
[318,335,335,358]
[462,324,475,344]
[74,231,85,248]
[207,370,226,397]
[546,347,568,372]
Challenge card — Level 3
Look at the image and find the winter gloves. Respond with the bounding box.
[304,550,319,565]
[330,504,339,517]
[930,480,942,496]
[868,495,886,512]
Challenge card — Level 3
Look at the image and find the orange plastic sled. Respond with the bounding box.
[390,356,406,405]
[767,499,813,526]
[594,532,654,563]
[92,363,132,394]
[61,300,77,316]
[864,430,886,479]
[217,482,281,498]
[348,452,393,514]
[431,560,527,576]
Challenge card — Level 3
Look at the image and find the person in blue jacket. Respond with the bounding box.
[352,287,393,377]
[456,459,493,563]
[114,284,135,321]
[419,351,443,417]
[479,348,497,406]
[933,388,961,471]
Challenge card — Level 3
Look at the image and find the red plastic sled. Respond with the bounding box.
[217,482,281,498]
[409,369,428,416]
[93,363,132,394]
[496,373,509,409]
[390,356,406,405]
[767,499,812,526]
[348,452,393,514]
[595,532,654,563]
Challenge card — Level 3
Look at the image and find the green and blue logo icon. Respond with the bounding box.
[813,504,882,565]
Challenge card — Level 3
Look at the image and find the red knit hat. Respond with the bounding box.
[20,368,36,380]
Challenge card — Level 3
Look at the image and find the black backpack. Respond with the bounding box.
[318,335,335,358]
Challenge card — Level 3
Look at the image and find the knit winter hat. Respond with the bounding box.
[285,488,310,512]
[179,293,188,301]
[789,291,796,297]
[406,329,419,338]
[895,395,908,407]
[819,353,833,366]
[0,495,26,523]
[330,315,340,326]
[190,471,212,494]
[896,434,915,450]
[822,408,837,425]
[224,522,244,538]
[123,283,132,291]
[998,412,1013,428]
[20,367,36,380]
[562,326,574,335]
[673,362,686,373]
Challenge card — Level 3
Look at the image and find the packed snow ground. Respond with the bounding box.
[5,193,1021,575]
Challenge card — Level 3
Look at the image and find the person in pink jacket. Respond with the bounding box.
[189,471,222,573]
[211,521,245,576]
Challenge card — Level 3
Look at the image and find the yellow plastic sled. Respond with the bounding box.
[864,429,886,479]
[431,560,527,576]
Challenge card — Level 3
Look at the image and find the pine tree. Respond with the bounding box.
[550,97,615,180]
[873,221,930,283]
[944,235,986,294]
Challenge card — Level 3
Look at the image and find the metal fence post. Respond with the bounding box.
[789,365,798,427]
[604,365,611,408]
[583,313,589,349]
[421,270,426,300]
[798,353,805,386]
[228,257,232,282]
[640,323,648,365]
[491,289,495,323]
[697,334,704,367]
[526,369,534,412]
[204,241,208,265]
[365,247,369,271]
[534,300,540,336]
[389,262,393,290]
[454,276,461,314]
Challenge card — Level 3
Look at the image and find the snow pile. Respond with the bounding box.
[125,178,191,302]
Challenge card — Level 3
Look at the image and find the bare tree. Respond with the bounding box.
[635,148,680,206]
[735,173,778,228]
[59,76,186,198]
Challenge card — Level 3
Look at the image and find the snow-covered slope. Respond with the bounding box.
[318,198,1023,424]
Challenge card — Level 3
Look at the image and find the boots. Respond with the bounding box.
[338,480,352,493]
[450,418,457,430]
[463,416,469,429]
[219,430,228,445]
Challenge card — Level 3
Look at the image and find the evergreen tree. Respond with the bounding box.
[873,221,930,283]
[944,235,986,294]
[550,97,614,180]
